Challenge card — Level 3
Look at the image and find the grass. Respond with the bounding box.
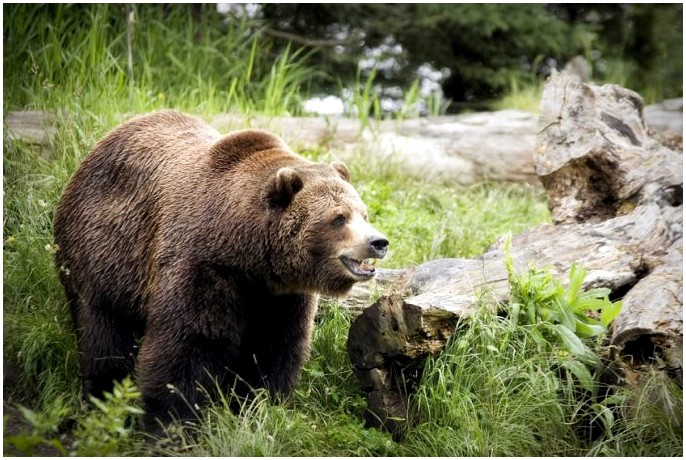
[493,76,544,113]
[3,4,682,457]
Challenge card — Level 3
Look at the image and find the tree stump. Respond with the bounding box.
[346,74,683,435]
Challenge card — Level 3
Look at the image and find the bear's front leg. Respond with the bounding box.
[137,324,203,433]
[244,294,319,398]
[137,262,247,434]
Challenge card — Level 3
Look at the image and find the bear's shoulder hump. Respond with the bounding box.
[208,129,288,170]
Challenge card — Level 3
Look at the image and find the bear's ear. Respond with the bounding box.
[266,167,304,208]
[331,160,350,182]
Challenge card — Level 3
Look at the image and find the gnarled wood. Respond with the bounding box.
[346,74,683,434]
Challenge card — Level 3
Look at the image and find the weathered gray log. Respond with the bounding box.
[5,109,540,184]
[7,99,679,185]
[201,110,543,184]
[536,76,682,224]
[346,74,683,434]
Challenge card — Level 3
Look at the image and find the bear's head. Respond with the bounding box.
[265,160,389,296]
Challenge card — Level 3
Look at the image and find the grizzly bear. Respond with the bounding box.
[53,110,388,432]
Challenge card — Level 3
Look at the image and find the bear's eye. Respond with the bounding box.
[331,214,347,228]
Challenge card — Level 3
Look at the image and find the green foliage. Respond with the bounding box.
[493,76,544,113]
[3,136,81,410]
[259,4,681,105]
[3,398,70,456]
[3,4,313,115]
[72,378,145,456]
[354,170,551,268]
[503,237,622,391]
[590,369,683,456]
[348,67,381,128]
[551,4,683,103]
[406,307,583,456]
[403,256,676,456]
[4,378,144,456]
[259,4,586,103]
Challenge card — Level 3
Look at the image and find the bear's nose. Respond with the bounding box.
[369,236,389,258]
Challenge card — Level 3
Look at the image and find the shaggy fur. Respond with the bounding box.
[53,110,388,432]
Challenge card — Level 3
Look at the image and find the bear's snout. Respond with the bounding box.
[369,235,389,259]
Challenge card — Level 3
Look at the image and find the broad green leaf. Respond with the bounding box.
[600,299,623,327]
[549,323,599,365]
[561,359,596,393]
[553,299,576,331]
[581,287,612,299]
[526,300,537,325]
[574,318,606,338]
[89,396,109,413]
[538,306,556,322]
[573,296,611,313]
[591,402,616,433]
[567,264,586,304]
[542,282,562,302]
[510,302,521,326]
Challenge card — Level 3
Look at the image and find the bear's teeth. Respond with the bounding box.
[360,259,376,271]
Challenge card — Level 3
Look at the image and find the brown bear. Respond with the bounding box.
[53,110,388,432]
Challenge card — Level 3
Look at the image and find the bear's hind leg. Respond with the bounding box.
[72,299,141,399]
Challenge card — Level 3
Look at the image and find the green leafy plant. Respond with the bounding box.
[348,67,381,130]
[503,236,622,391]
[3,398,70,456]
[4,378,144,456]
[72,377,144,456]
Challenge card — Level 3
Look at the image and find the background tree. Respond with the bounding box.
[253,3,682,105]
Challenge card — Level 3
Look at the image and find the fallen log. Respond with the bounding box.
[6,98,681,187]
[346,74,683,435]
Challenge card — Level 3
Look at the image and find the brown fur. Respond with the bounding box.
[53,110,388,432]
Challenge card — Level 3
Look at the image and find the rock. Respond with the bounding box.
[561,55,592,82]
[346,74,683,434]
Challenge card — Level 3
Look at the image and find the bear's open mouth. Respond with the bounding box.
[340,256,376,279]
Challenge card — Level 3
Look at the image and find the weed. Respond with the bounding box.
[503,236,623,390]
[4,378,144,456]
[406,310,584,456]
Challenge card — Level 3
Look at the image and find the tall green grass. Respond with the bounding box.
[402,307,682,457]
[3,3,681,457]
[3,4,312,116]
[351,158,550,267]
